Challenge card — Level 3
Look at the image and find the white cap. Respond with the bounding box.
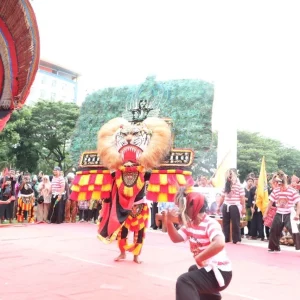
[67,172,75,179]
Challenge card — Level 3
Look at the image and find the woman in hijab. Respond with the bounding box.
[37,175,52,223]
[166,187,232,300]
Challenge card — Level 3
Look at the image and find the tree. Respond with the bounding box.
[191,132,218,178]
[0,141,10,170]
[237,131,280,181]
[277,147,300,177]
[0,106,38,172]
[237,131,300,181]
[29,100,80,173]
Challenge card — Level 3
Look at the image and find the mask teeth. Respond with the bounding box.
[136,149,142,160]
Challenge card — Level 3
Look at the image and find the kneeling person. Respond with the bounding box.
[167,188,232,300]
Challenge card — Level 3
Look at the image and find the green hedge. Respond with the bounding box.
[70,76,214,166]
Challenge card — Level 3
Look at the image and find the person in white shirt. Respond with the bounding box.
[217,169,246,244]
[166,188,232,300]
[48,166,65,224]
[263,171,300,253]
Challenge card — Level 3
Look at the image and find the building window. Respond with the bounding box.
[51,93,56,101]
[40,89,46,99]
[41,76,47,84]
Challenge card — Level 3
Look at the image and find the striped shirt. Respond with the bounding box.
[269,186,300,214]
[221,183,245,206]
[51,176,65,194]
[178,215,231,271]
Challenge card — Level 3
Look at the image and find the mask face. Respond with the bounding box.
[115,123,152,165]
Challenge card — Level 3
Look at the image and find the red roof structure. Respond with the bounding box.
[0,0,40,131]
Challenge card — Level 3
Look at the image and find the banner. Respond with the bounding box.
[256,156,269,214]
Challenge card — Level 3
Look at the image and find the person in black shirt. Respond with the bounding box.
[0,169,17,223]
[16,173,35,223]
[242,177,254,237]
[249,177,264,241]
[0,199,11,205]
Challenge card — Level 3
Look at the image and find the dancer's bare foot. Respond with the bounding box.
[114,252,126,261]
[133,255,142,264]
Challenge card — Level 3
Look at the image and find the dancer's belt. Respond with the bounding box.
[197,261,230,287]
[205,264,225,287]
[224,202,239,212]
[21,196,33,204]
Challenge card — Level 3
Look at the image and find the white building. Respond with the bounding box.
[26,60,81,105]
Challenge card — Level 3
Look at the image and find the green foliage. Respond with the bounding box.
[277,147,300,176]
[70,77,214,168]
[237,131,300,181]
[0,107,37,171]
[13,141,39,172]
[0,141,10,169]
[0,100,79,174]
[237,131,279,180]
[29,100,80,172]
[191,132,218,178]
[161,79,214,151]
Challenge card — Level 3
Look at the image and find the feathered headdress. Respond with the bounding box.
[174,187,205,226]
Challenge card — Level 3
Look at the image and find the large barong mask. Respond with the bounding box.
[98,117,171,171]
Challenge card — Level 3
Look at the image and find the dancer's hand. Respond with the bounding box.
[196,260,207,267]
[192,248,201,257]
[194,255,207,267]
[294,215,299,221]
[166,208,179,223]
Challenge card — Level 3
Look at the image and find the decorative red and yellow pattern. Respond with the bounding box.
[17,196,35,223]
[118,203,149,255]
[70,170,112,201]
[118,236,144,256]
[147,169,194,202]
[115,166,145,209]
[124,203,149,232]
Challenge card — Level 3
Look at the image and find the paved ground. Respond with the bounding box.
[0,223,299,300]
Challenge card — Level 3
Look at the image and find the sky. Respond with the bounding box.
[30,0,300,149]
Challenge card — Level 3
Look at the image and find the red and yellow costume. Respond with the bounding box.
[70,99,195,261]
[17,183,35,223]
